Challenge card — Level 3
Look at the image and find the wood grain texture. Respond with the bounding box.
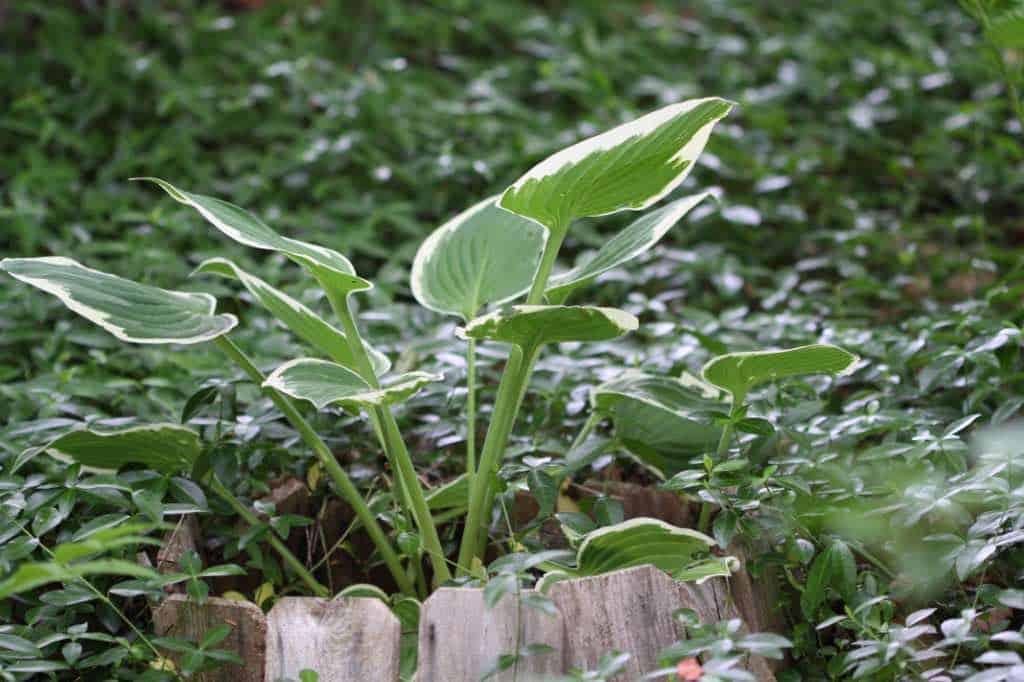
[548,565,683,681]
[417,587,565,682]
[152,594,266,682]
[265,596,400,682]
[156,515,201,577]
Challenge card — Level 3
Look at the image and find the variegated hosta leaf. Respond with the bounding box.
[263,358,441,411]
[194,258,391,376]
[702,343,859,404]
[139,178,372,298]
[546,192,713,304]
[24,424,201,474]
[499,97,733,233]
[411,196,547,320]
[591,370,723,415]
[575,518,737,583]
[0,257,236,344]
[459,305,638,350]
[591,371,723,477]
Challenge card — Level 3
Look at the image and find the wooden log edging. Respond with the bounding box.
[150,562,776,682]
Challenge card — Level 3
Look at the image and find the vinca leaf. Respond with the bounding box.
[0,560,159,600]
[702,344,859,404]
[22,424,202,474]
[460,305,637,350]
[546,192,713,303]
[194,257,390,375]
[411,196,546,320]
[139,178,372,297]
[0,257,236,345]
[264,359,441,411]
[500,98,732,233]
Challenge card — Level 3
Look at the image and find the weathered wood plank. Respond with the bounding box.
[417,587,565,682]
[152,594,266,682]
[548,565,683,681]
[265,596,401,682]
[676,566,778,681]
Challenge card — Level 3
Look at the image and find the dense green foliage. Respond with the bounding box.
[2,1,1024,680]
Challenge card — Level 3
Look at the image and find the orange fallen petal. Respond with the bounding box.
[676,657,703,681]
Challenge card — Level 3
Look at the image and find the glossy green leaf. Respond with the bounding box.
[0,560,158,600]
[575,518,737,582]
[53,523,159,564]
[546,192,712,303]
[0,257,236,344]
[25,424,202,474]
[263,359,441,411]
[460,305,637,349]
[591,372,722,476]
[194,257,390,375]
[702,344,859,403]
[499,98,732,232]
[411,196,546,320]
[139,178,372,297]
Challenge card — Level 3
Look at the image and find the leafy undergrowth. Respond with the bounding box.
[2,1,1024,681]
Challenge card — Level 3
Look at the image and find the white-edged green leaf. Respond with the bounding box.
[591,371,723,477]
[24,424,202,474]
[0,257,236,344]
[263,358,441,411]
[411,196,547,320]
[702,343,859,403]
[459,305,638,349]
[575,518,737,583]
[139,178,372,297]
[591,370,723,416]
[499,98,732,232]
[546,192,712,303]
[337,583,390,602]
[194,257,390,375]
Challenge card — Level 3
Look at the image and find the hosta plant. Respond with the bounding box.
[0,97,857,619]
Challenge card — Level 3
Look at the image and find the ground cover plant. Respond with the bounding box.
[2,0,1024,680]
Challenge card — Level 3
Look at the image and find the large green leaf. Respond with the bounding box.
[575,518,737,582]
[411,196,547,320]
[194,257,390,375]
[24,424,202,474]
[591,372,723,477]
[140,178,372,297]
[0,257,236,344]
[546,192,712,304]
[460,305,637,349]
[702,344,859,403]
[499,98,732,233]
[263,358,441,411]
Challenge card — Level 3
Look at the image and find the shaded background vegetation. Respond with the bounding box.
[3,0,1024,679]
